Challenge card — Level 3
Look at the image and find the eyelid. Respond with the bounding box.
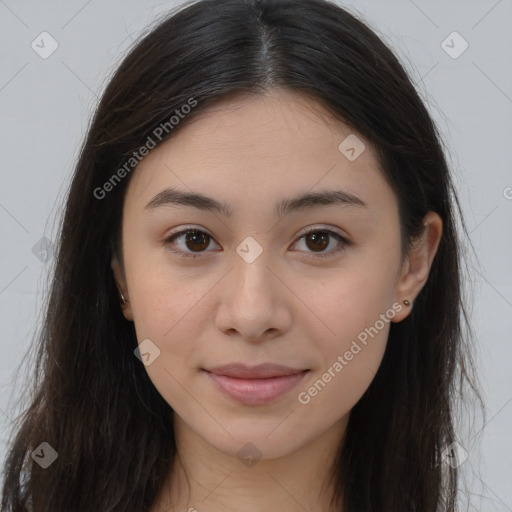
[295,224,347,239]
[165,224,215,239]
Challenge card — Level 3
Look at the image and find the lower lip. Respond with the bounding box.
[204,370,309,405]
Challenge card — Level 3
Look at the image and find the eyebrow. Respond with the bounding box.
[144,186,367,217]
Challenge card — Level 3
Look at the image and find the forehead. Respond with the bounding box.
[169,89,354,158]
[124,89,396,220]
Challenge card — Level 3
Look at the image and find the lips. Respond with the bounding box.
[205,362,307,379]
[202,363,309,405]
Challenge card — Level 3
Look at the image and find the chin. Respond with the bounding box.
[194,417,310,462]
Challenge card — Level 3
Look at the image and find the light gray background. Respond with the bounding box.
[0,0,511,508]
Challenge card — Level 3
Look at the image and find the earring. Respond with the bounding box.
[403,299,410,306]
[116,286,127,305]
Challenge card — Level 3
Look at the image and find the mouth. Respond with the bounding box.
[202,363,310,405]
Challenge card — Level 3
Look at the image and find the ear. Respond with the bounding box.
[391,211,443,323]
[111,253,134,322]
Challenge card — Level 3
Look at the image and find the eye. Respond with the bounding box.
[292,227,349,259]
[162,226,350,260]
[163,227,220,259]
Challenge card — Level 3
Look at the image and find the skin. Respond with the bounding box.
[111,88,442,512]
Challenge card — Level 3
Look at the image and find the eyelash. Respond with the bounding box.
[162,226,350,260]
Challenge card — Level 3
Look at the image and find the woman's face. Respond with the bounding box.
[112,89,437,460]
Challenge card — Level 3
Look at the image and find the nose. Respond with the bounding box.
[213,245,293,343]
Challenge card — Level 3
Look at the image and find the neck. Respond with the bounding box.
[153,414,348,512]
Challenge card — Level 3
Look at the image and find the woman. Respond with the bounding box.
[1,0,482,510]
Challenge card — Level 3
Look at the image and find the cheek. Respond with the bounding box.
[291,264,396,414]
[298,261,397,349]
[294,297,391,436]
[308,288,390,394]
[125,242,204,335]
[128,270,212,412]
[130,268,212,352]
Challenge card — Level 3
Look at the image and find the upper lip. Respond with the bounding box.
[204,363,308,379]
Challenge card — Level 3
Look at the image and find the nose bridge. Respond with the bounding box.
[231,234,276,302]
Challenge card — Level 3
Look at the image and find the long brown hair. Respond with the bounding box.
[1,0,482,510]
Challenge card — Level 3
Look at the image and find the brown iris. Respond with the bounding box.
[304,231,330,252]
[183,230,210,252]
